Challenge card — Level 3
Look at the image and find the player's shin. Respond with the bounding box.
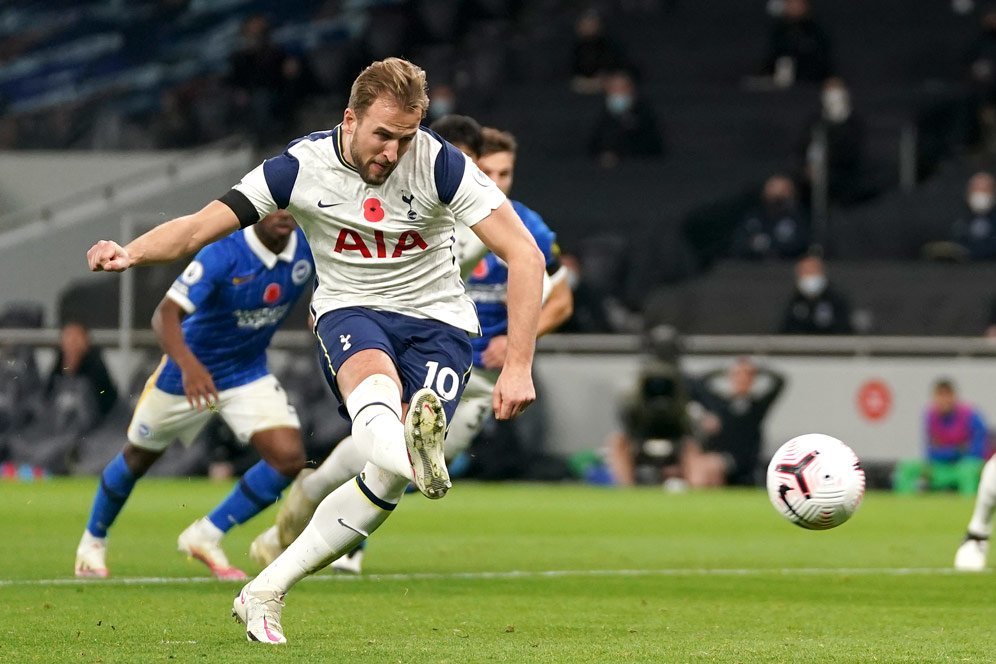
[208,461,293,532]
[252,462,407,593]
[968,457,996,537]
[346,375,412,479]
[86,452,138,538]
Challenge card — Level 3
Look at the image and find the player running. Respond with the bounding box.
[74,211,314,580]
[84,58,544,644]
[247,119,573,574]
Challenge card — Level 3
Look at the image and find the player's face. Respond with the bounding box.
[477,150,515,197]
[256,210,297,244]
[343,96,422,186]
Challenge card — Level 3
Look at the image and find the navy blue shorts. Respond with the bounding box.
[314,307,473,422]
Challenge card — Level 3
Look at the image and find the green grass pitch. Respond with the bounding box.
[4,478,994,663]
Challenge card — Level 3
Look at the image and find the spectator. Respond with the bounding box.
[798,78,869,206]
[683,358,786,487]
[894,379,988,495]
[571,9,624,94]
[588,69,665,168]
[953,172,996,259]
[964,9,996,152]
[780,254,854,334]
[425,83,460,126]
[46,321,117,420]
[730,175,810,260]
[762,0,833,86]
[227,15,294,144]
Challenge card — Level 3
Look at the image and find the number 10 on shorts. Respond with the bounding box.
[423,361,460,400]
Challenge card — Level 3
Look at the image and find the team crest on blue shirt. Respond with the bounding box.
[292,259,312,285]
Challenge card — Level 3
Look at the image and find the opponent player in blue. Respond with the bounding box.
[74,210,314,580]
[248,120,573,574]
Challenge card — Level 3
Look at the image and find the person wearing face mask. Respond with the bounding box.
[587,69,665,168]
[798,78,869,206]
[730,174,810,260]
[953,172,996,259]
[780,254,854,334]
[762,0,833,85]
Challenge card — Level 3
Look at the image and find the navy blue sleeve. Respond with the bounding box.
[422,127,466,205]
[262,152,300,210]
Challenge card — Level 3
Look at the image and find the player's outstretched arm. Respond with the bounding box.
[471,201,545,419]
[86,200,240,272]
[152,297,219,411]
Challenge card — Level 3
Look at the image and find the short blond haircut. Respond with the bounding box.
[480,127,518,157]
[348,58,429,119]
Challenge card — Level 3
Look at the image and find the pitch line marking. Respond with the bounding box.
[0,567,976,588]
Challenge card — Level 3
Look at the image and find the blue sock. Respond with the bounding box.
[86,453,137,538]
[207,461,292,533]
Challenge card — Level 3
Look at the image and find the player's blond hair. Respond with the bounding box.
[480,127,518,157]
[348,58,429,119]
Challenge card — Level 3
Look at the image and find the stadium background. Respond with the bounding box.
[2,0,995,480]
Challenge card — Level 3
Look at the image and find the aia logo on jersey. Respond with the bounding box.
[333,229,428,258]
[472,258,489,279]
[363,197,385,223]
[263,283,281,304]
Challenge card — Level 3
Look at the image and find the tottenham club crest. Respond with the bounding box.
[291,259,312,285]
[401,189,418,220]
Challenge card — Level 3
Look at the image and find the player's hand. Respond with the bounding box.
[87,240,131,272]
[481,335,508,370]
[181,361,220,412]
[492,365,535,420]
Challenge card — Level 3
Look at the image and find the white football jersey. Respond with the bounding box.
[233,125,506,334]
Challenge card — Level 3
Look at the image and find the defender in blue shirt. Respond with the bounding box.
[75,211,314,581]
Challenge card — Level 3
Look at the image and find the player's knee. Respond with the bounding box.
[122,443,161,477]
[267,445,307,478]
[345,373,403,422]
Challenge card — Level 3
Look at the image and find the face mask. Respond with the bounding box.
[429,98,454,119]
[969,191,994,214]
[797,274,827,298]
[822,89,850,122]
[606,94,634,116]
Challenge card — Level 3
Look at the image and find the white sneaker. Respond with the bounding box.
[232,583,287,644]
[331,546,364,575]
[178,518,247,581]
[249,526,284,568]
[955,536,989,571]
[276,468,319,548]
[404,388,450,499]
[74,531,109,578]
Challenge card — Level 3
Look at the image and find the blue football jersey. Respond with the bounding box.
[465,200,559,368]
[155,226,314,394]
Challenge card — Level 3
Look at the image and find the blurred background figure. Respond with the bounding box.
[780,254,854,334]
[425,83,460,126]
[46,321,117,423]
[762,0,833,87]
[964,8,996,153]
[894,379,989,495]
[588,69,665,168]
[798,78,871,206]
[683,358,786,487]
[571,9,624,94]
[730,175,811,260]
[952,171,996,260]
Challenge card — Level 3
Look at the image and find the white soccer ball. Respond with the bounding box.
[766,433,865,530]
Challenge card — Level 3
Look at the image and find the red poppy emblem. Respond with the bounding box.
[363,197,385,222]
[472,259,489,279]
[263,283,282,304]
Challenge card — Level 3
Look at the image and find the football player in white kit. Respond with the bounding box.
[247,117,574,575]
[85,58,545,645]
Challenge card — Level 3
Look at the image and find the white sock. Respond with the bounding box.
[968,457,996,537]
[252,462,408,593]
[301,436,367,502]
[196,516,224,542]
[345,374,412,479]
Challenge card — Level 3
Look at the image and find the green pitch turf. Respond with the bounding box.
[4,479,994,663]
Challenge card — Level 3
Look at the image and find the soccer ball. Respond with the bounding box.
[766,433,865,530]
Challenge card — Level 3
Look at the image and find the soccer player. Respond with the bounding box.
[247,120,573,574]
[74,210,315,580]
[84,58,544,644]
[955,457,996,571]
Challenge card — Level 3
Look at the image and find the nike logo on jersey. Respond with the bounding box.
[231,274,254,285]
[317,200,343,208]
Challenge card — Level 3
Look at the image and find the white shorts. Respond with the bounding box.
[446,368,499,459]
[127,373,300,452]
